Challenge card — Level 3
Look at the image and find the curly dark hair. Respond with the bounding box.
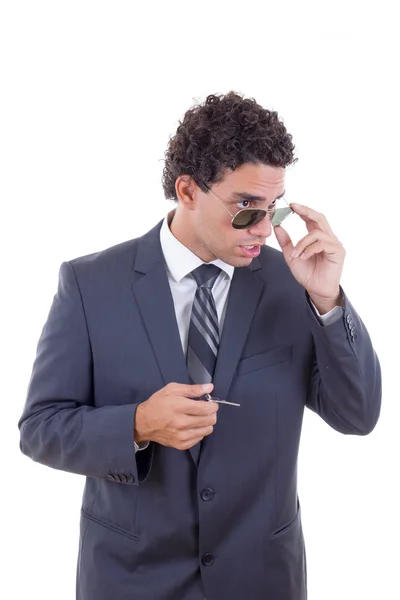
[162,91,297,201]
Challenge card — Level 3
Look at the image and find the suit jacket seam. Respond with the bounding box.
[66,260,94,360]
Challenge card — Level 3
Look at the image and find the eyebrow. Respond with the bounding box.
[231,191,286,203]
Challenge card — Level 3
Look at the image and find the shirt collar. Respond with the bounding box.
[160,210,235,283]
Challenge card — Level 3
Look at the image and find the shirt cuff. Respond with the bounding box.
[134,440,150,452]
[309,300,343,326]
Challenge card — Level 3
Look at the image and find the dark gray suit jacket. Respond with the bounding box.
[18,218,381,600]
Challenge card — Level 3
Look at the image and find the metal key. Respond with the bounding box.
[204,393,240,407]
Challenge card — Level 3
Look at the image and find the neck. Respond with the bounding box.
[169,206,216,263]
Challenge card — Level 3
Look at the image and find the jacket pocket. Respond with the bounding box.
[81,479,140,540]
[271,497,301,539]
[237,344,293,375]
[81,508,139,541]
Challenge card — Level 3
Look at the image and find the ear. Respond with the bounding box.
[175,175,198,210]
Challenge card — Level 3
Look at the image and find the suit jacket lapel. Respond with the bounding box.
[213,259,264,402]
[131,221,203,465]
[131,220,189,389]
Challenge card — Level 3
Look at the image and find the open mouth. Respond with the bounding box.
[239,245,261,258]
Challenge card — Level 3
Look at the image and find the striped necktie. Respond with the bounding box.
[187,264,221,384]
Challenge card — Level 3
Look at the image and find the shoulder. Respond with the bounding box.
[68,237,140,271]
[66,218,163,277]
[60,238,141,291]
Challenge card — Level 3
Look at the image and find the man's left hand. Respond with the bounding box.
[274,202,346,314]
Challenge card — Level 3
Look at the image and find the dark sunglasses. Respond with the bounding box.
[203,183,293,229]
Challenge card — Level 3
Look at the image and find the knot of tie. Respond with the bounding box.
[191,264,221,289]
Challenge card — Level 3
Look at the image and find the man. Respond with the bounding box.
[18,91,381,600]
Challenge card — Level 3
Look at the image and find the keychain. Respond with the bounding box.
[204,393,240,407]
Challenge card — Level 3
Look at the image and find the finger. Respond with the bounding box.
[168,382,214,398]
[298,240,343,261]
[183,426,215,439]
[292,231,333,258]
[290,203,334,236]
[273,225,295,258]
[181,413,218,428]
[182,399,219,416]
[177,436,205,450]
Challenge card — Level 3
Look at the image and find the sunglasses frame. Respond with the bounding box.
[203,182,293,229]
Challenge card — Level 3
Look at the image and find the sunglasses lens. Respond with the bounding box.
[232,209,267,229]
[270,197,294,226]
[271,207,293,227]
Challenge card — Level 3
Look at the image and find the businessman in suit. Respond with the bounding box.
[18,91,381,599]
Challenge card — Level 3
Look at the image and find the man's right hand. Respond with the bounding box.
[134,383,219,450]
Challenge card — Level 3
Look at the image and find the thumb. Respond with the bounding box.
[274,225,295,259]
[174,383,214,398]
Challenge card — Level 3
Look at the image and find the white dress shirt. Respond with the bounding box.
[134,212,342,451]
[160,212,235,354]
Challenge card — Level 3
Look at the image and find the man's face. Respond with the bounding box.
[186,163,286,267]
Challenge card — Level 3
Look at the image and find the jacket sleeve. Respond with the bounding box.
[18,261,153,486]
[305,287,382,435]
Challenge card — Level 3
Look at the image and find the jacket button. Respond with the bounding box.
[202,553,214,566]
[106,474,115,482]
[113,474,122,483]
[201,488,215,501]
[120,474,128,483]
[126,474,135,483]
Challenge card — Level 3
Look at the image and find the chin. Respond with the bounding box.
[237,257,254,267]
[224,255,253,268]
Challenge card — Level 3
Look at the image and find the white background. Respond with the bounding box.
[1,1,399,598]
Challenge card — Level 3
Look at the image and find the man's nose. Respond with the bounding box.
[247,213,272,238]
